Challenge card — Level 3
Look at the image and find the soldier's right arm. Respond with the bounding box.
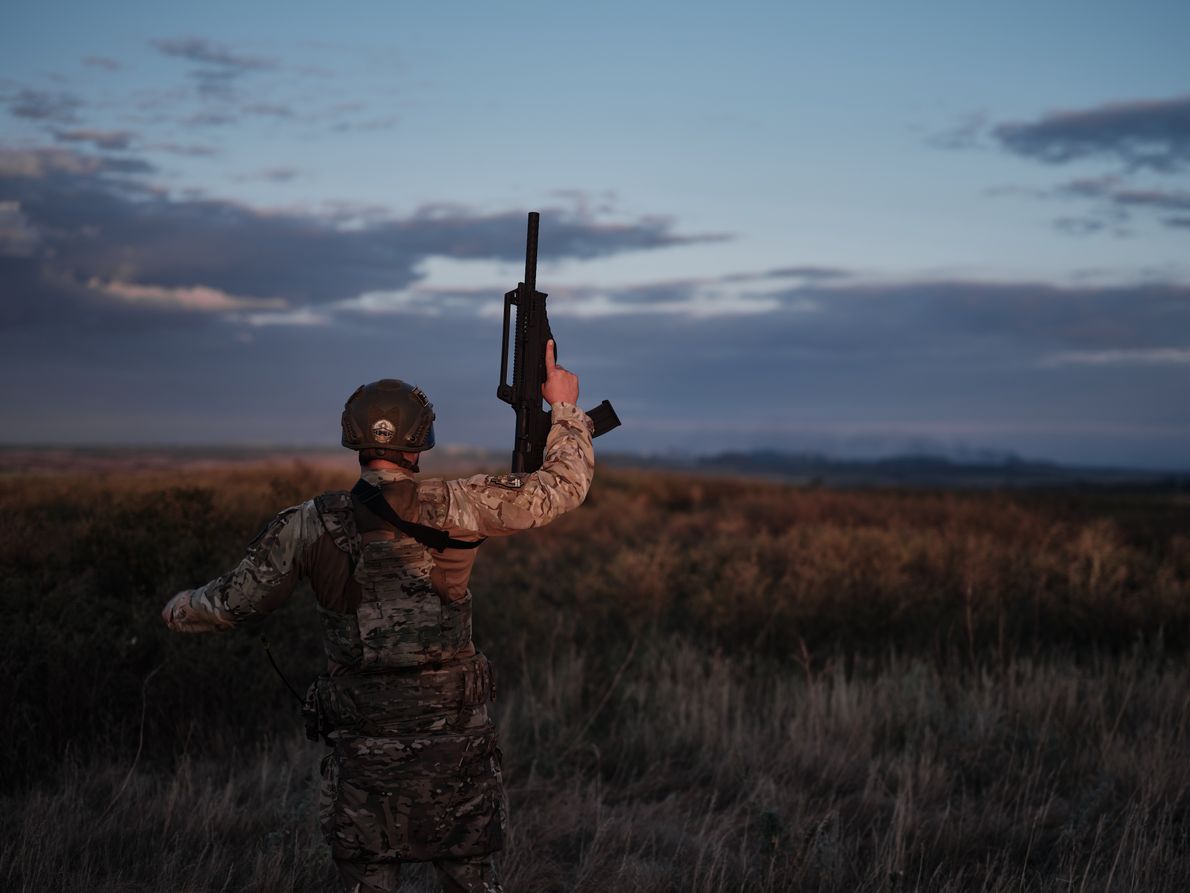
[161,500,324,633]
[413,339,594,537]
[415,401,596,538]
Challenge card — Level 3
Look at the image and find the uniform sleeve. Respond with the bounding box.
[420,402,596,537]
[180,499,324,629]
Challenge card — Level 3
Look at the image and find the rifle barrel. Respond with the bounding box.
[524,211,539,294]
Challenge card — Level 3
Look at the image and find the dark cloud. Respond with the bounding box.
[5,87,82,123]
[545,274,1190,364]
[1,167,1187,467]
[1060,178,1190,213]
[150,37,276,73]
[1044,177,1190,235]
[994,95,1190,173]
[0,146,723,330]
[990,174,1190,236]
[485,267,1190,371]
[805,279,1190,355]
[53,129,136,150]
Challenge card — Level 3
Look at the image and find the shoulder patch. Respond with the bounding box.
[485,473,527,490]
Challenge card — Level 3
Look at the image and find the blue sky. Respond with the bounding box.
[2,1,1188,467]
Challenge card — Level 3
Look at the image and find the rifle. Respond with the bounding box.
[497,211,621,473]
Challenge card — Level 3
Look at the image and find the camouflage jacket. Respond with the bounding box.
[178,402,595,647]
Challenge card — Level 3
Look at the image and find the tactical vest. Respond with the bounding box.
[307,489,505,862]
[313,490,473,670]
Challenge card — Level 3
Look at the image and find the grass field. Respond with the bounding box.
[2,463,1188,891]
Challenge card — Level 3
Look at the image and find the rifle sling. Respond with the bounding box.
[350,480,485,552]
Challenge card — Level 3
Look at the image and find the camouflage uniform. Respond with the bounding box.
[171,402,595,892]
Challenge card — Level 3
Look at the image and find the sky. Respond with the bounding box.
[1,0,1188,468]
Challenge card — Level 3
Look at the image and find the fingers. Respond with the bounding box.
[541,338,579,405]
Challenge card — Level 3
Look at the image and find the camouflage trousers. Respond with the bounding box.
[318,690,506,869]
[335,854,502,892]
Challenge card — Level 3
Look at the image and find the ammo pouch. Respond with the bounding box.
[304,674,360,744]
[304,652,496,742]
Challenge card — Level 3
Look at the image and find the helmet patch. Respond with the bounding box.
[372,419,396,443]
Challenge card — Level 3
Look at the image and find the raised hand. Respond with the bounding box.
[541,339,579,406]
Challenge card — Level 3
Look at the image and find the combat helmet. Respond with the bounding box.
[341,379,436,463]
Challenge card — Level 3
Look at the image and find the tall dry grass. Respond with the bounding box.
[2,464,1189,889]
[3,638,1188,891]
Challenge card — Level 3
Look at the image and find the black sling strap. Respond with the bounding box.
[350,480,485,552]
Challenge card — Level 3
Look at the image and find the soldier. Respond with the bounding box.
[161,340,592,893]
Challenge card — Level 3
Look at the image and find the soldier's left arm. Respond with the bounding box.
[418,402,596,537]
[161,500,323,633]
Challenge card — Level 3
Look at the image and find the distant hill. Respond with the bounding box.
[593,448,1189,489]
[668,449,1190,489]
[3,444,1186,489]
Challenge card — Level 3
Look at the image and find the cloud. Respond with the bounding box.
[1054,216,1113,237]
[993,94,1190,173]
[928,112,990,151]
[724,266,850,283]
[87,279,287,312]
[146,142,218,158]
[83,56,122,72]
[2,216,1188,467]
[991,174,1190,236]
[0,147,152,178]
[801,278,1190,355]
[6,145,1185,363]
[5,39,401,146]
[533,275,812,319]
[182,110,237,127]
[1059,177,1190,214]
[5,87,82,123]
[241,102,296,118]
[343,265,1190,357]
[0,145,722,329]
[550,290,784,319]
[1040,348,1190,367]
[330,114,401,132]
[343,276,801,321]
[233,166,303,183]
[150,37,276,73]
[233,308,331,327]
[53,129,136,150]
[150,36,277,101]
[0,201,39,257]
